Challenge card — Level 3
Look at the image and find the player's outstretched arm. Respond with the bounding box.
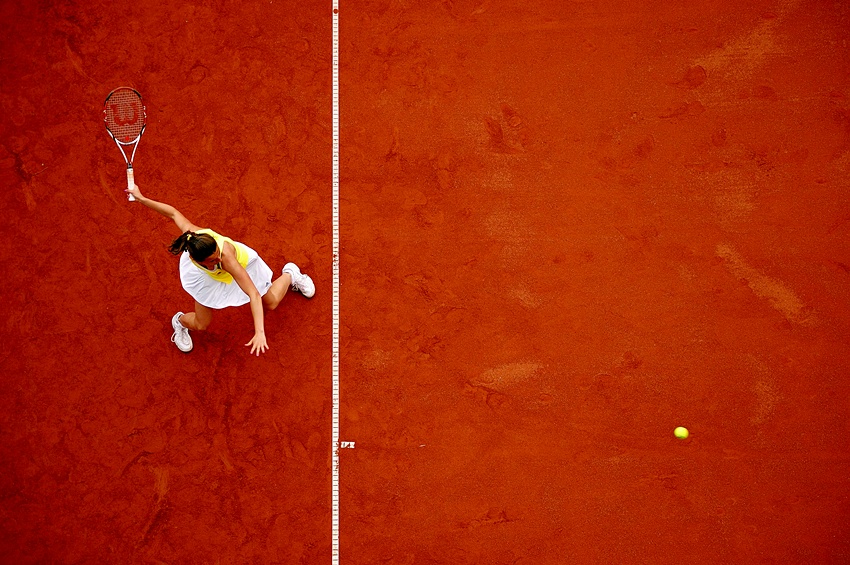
[220,245,267,356]
[127,184,199,233]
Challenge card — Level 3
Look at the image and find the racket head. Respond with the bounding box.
[103,87,146,144]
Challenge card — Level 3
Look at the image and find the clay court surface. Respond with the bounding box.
[1,0,849,563]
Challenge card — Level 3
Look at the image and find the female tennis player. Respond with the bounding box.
[127,183,315,355]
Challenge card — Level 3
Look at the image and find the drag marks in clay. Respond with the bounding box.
[716,243,817,326]
[465,362,554,411]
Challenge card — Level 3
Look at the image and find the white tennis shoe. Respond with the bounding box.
[171,312,193,353]
[283,263,315,298]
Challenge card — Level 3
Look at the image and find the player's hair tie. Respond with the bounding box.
[186,233,192,241]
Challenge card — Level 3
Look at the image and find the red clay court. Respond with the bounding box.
[1,0,849,563]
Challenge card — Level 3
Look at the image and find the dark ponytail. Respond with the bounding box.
[169,231,217,261]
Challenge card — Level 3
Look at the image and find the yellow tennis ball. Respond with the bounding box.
[674,426,689,439]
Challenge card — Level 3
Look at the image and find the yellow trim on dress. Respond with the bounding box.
[191,229,249,284]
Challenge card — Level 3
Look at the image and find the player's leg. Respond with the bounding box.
[178,302,213,330]
[262,271,291,311]
[263,263,315,310]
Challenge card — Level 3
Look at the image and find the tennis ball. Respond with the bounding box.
[674,426,689,439]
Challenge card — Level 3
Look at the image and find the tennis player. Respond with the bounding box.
[127,183,315,355]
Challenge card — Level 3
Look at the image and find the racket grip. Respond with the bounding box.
[126,167,136,202]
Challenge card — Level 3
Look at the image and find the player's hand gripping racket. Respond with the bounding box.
[103,87,146,201]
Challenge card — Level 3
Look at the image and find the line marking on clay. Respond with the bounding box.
[332,3,341,563]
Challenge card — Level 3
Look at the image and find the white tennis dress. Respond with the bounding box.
[178,229,273,309]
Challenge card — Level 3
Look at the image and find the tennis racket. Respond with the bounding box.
[103,87,146,202]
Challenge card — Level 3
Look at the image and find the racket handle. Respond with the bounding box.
[126,167,136,202]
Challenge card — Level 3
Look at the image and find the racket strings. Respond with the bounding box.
[104,89,145,142]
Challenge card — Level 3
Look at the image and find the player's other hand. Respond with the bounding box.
[126,183,143,201]
[245,331,269,356]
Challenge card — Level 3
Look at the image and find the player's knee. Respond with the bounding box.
[263,294,281,311]
[194,318,212,331]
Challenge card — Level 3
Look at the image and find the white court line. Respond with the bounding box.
[331,2,341,563]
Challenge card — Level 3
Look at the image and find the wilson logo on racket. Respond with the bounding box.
[110,102,141,132]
